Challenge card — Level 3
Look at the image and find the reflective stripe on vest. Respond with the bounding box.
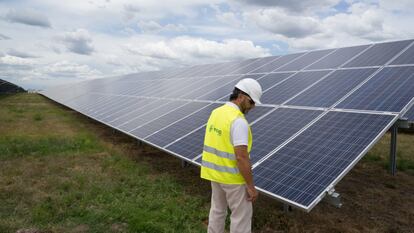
[203,145,236,160]
[201,160,239,174]
[200,104,252,185]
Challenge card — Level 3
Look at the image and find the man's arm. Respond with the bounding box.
[234,145,258,202]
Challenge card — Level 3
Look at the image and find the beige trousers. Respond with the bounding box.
[208,181,253,233]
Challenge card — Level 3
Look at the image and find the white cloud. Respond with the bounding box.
[137,20,186,33]
[247,8,322,38]
[235,0,340,13]
[0,55,36,66]
[39,60,101,79]
[57,29,95,55]
[0,33,11,40]
[124,36,269,66]
[216,11,242,28]
[7,48,39,58]
[5,8,51,28]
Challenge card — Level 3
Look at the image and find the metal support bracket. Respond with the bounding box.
[325,188,342,208]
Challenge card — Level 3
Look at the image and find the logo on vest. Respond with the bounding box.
[209,124,222,136]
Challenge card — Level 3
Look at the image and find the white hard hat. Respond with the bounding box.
[235,78,263,104]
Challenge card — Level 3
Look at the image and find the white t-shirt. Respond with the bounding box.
[226,102,249,146]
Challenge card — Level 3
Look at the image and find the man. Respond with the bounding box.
[201,78,263,233]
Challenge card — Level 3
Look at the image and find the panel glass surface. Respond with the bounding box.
[337,66,414,112]
[253,111,395,209]
[277,49,334,72]
[130,101,208,138]
[145,104,220,147]
[390,43,414,65]
[261,70,331,104]
[119,100,186,132]
[230,56,278,75]
[110,99,163,127]
[257,72,294,91]
[287,68,378,108]
[305,44,369,70]
[249,53,305,74]
[250,108,322,164]
[100,98,150,123]
[343,40,413,68]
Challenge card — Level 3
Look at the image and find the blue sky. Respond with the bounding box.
[1,0,414,89]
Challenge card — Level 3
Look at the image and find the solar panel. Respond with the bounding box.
[343,40,413,68]
[41,39,413,212]
[337,66,414,112]
[287,68,378,108]
[261,70,331,104]
[130,101,209,138]
[249,108,322,164]
[305,44,370,70]
[276,49,335,72]
[119,100,187,131]
[390,42,414,65]
[249,52,305,73]
[253,111,396,210]
[0,79,25,93]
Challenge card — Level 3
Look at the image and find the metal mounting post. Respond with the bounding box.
[389,118,409,176]
[325,188,342,208]
[389,124,398,176]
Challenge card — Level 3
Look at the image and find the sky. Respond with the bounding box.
[1,0,414,90]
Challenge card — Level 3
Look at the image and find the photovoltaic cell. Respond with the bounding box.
[110,99,162,127]
[261,70,331,105]
[129,101,208,138]
[305,44,369,70]
[390,42,414,65]
[145,103,220,147]
[230,56,278,75]
[343,40,413,68]
[119,100,187,131]
[250,108,322,164]
[276,49,335,72]
[101,98,150,123]
[287,68,378,108]
[257,72,294,91]
[249,53,305,74]
[253,111,396,209]
[337,66,414,112]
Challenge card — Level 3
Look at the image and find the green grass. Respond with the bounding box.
[0,93,207,233]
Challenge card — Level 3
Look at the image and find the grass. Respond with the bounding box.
[0,93,207,233]
[0,93,413,233]
[363,131,414,173]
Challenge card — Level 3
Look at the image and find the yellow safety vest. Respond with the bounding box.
[200,104,253,184]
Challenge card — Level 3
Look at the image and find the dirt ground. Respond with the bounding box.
[88,115,414,233]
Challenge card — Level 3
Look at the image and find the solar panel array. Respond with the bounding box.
[41,39,414,212]
[0,79,25,94]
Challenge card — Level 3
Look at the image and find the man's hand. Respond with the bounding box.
[246,185,258,202]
